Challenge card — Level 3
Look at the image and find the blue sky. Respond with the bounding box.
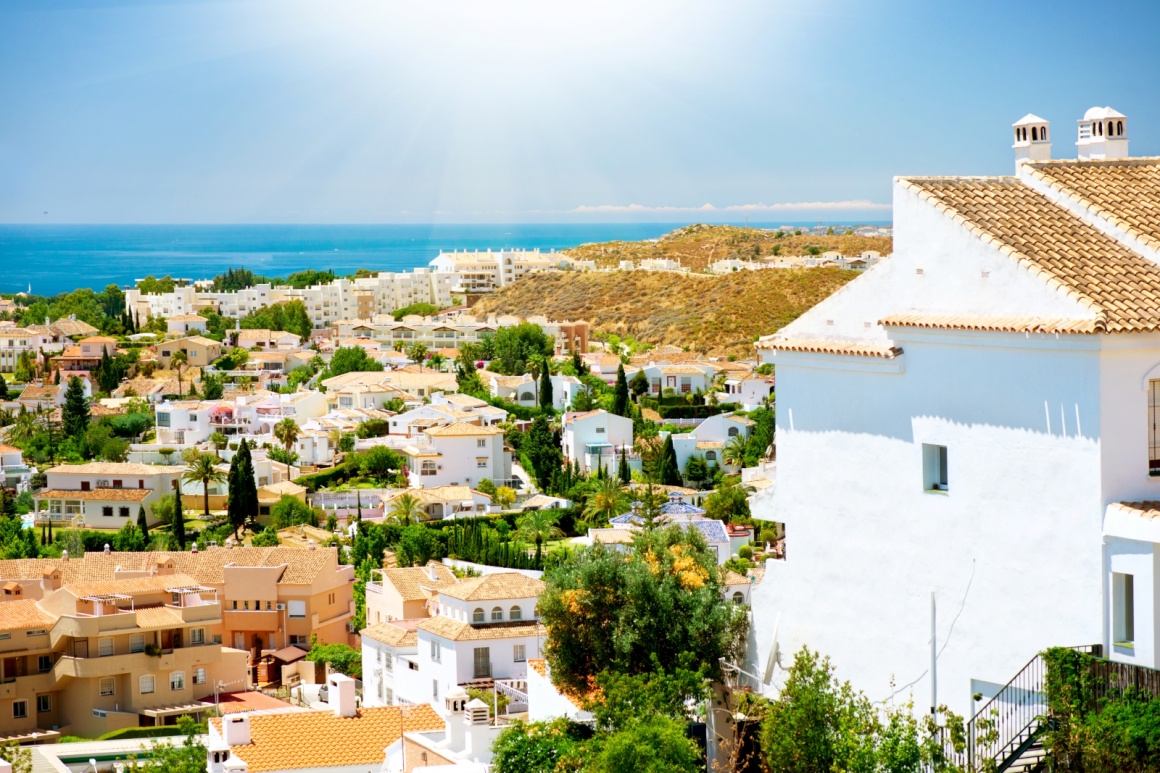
[1,0,1157,224]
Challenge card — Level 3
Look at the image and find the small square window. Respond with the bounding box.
[13,700,27,719]
[193,667,206,685]
[140,675,155,694]
[191,628,204,645]
[100,678,115,697]
[170,672,185,691]
[38,655,51,672]
[130,634,145,653]
[102,506,114,517]
[37,695,51,713]
[922,444,949,492]
[513,644,526,662]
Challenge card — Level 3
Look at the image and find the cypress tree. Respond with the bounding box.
[612,364,629,417]
[227,439,245,538]
[61,376,90,439]
[236,440,259,533]
[173,483,187,550]
[538,359,553,412]
[0,373,7,400]
[659,434,682,487]
[137,505,149,541]
[618,447,631,485]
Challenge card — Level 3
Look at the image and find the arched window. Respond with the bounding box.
[1014,129,1020,142]
[510,605,522,620]
[1041,126,1047,141]
[1031,127,1037,141]
[491,606,503,622]
[473,608,484,623]
[1098,121,1103,136]
[705,451,717,462]
[732,591,745,605]
[1022,127,1028,141]
[727,427,739,437]
[1117,120,1124,136]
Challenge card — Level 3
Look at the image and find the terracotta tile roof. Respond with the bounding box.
[210,704,444,772]
[0,600,55,631]
[695,441,724,450]
[46,462,182,476]
[384,487,483,506]
[1108,501,1160,521]
[423,422,504,437]
[756,337,902,358]
[898,175,1160,334]
[34,488,153,502]
[67,573,202,598]
[723,569,750,586]
[0,445,21,455]
[50,319,99,337]
[417,616,546,642]
[0,546,338,587]
[880,313,1098,334]
[1025,157,1160,255]
[438,572,545,602]
[590,528,635,545]
[134,605,188,629]
[360,621,418,647]
[379,563,459,602]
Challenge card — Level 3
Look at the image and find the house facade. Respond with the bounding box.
[747,108,1160,716]
[561,409,634,474]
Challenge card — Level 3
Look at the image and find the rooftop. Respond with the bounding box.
[437,572,545,602]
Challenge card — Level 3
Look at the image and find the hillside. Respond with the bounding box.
[564,224,892,272]
[470,267,858,356]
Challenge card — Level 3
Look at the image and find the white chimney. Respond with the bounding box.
[1077,106,1128,160]
[329,673,357,718]
[222,714,251,746]
[443,687,469,751]
[463,698,493,762]
[1012,113,1051,171]
[428,563,439,582]
[207,735,232,773]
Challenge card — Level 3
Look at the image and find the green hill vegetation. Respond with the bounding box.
[565,223,892,272]
[470,266,857,356]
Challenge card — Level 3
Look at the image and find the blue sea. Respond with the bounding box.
[0,223,885,297]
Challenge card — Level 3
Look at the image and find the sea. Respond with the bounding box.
[0,222,885,297]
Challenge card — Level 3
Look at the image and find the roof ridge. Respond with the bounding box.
[896,178,1109,332]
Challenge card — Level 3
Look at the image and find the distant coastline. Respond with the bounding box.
[0,222,891,296]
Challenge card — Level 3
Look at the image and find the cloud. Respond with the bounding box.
[570,200,891,214]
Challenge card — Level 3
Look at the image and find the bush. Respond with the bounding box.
[269,496,317,529]
[738,544,753,560]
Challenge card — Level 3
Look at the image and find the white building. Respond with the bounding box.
[561,409,635,474]
[748,107,1160,720]
[428,249,559,293]
[402,423,511,489]
[362,572,546,710]
[31,462,185,528]
[670,412,754,474]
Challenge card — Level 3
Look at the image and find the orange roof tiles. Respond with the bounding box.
[880,314,1099,334]
[1108,501,1160,521]
[417,617,546,642]
[34,488,153,502]
[898,175,1160,334]
[379,563,459,602]
[757,338,903,359]
[360,621,418,647]
[210,705,444,772]
[0,600,55,631]
[438,572,545,602]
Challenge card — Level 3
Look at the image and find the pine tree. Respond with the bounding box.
[138,505,149,541]
[659,434,682,487]
[618,447,631,484]
[538,359,553,411]
[61,376,90,439]
[173,483,187,550]
[612,364,629,417]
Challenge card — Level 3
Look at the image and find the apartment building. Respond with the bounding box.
[156,336,222,370]
[0,546,354,661]
[428,248,560,292]
[125,269,455,331]
[320,369,458,402]
[0,327,33,374]
[0,445,34,492]
[0,571,247,740]
[332,314,587,356]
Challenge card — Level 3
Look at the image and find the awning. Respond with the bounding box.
[142,702,215,717]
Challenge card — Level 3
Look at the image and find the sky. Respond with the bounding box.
[0,0,1158,224]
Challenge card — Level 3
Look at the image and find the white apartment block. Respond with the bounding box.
[428,249,560,293]
[125,269,455,330]
[333,314,588,356]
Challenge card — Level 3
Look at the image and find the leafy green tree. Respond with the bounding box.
[704,477,750,523]
[323,346,384,380]
[387,493,425,525]
[583,477,626,527]
[0,739,32,773]
[396,524,439,566]
[136,275,178,295]
[683,455,709,488]
[492,718,586,773]
[270,495,317,529]
[590,715,702,773]
[209,431,229,458]
[184,453,227,517]
[356,445,403,482]
[612,365,630,417]
[273,417,300,454]
[252,526,281,546]
[240,299,312,340]
[539,359,553,411]
[538,525,744,695]
[659,435,682,487]
[495,486,517,510]
[743,407,775,466]
[61,376,90,439]
[392,302,439,320]
[630,369,649,401]
[722,433,748,469]
[571,350,588,377]
[491,323,554,375]
[516,509,563,562]
[476,478,498,498]
[406,342,429,369]
[113,521,148,552]
[201,371,224,400]
[305,640,362,678]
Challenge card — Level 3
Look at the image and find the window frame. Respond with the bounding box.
[513,644,526,663]
[140,674,155,694]
[37,694,51,713]
[99,677,115,697]
[287,600,307,619]
[193,667,207,686]
[509,605,522,621]
[170,671,185,691]
[472,607,485,623]
[13,700,27,719]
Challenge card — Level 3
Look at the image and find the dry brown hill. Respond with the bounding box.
[470,267,858,357]
[565,224,892,272]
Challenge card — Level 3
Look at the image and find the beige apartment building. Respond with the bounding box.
[0,571,247,740]
[0,546,355,734]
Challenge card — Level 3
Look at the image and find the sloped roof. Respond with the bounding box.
[418,616,546,642]
[438,572,545,602]
[209,705,443,773]
[379,562,459,601]
[0,599,55,630]
[360,621,418,647]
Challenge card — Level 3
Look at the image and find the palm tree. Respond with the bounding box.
[183,452,227,517]
[170,349,189,397]
[7,408,37,446]
[209,431,229,458]
[516,509,563,563]
[273,417,300,454]
[722,434,748,469]
[387,492,425,525]
[583,476,625,527]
